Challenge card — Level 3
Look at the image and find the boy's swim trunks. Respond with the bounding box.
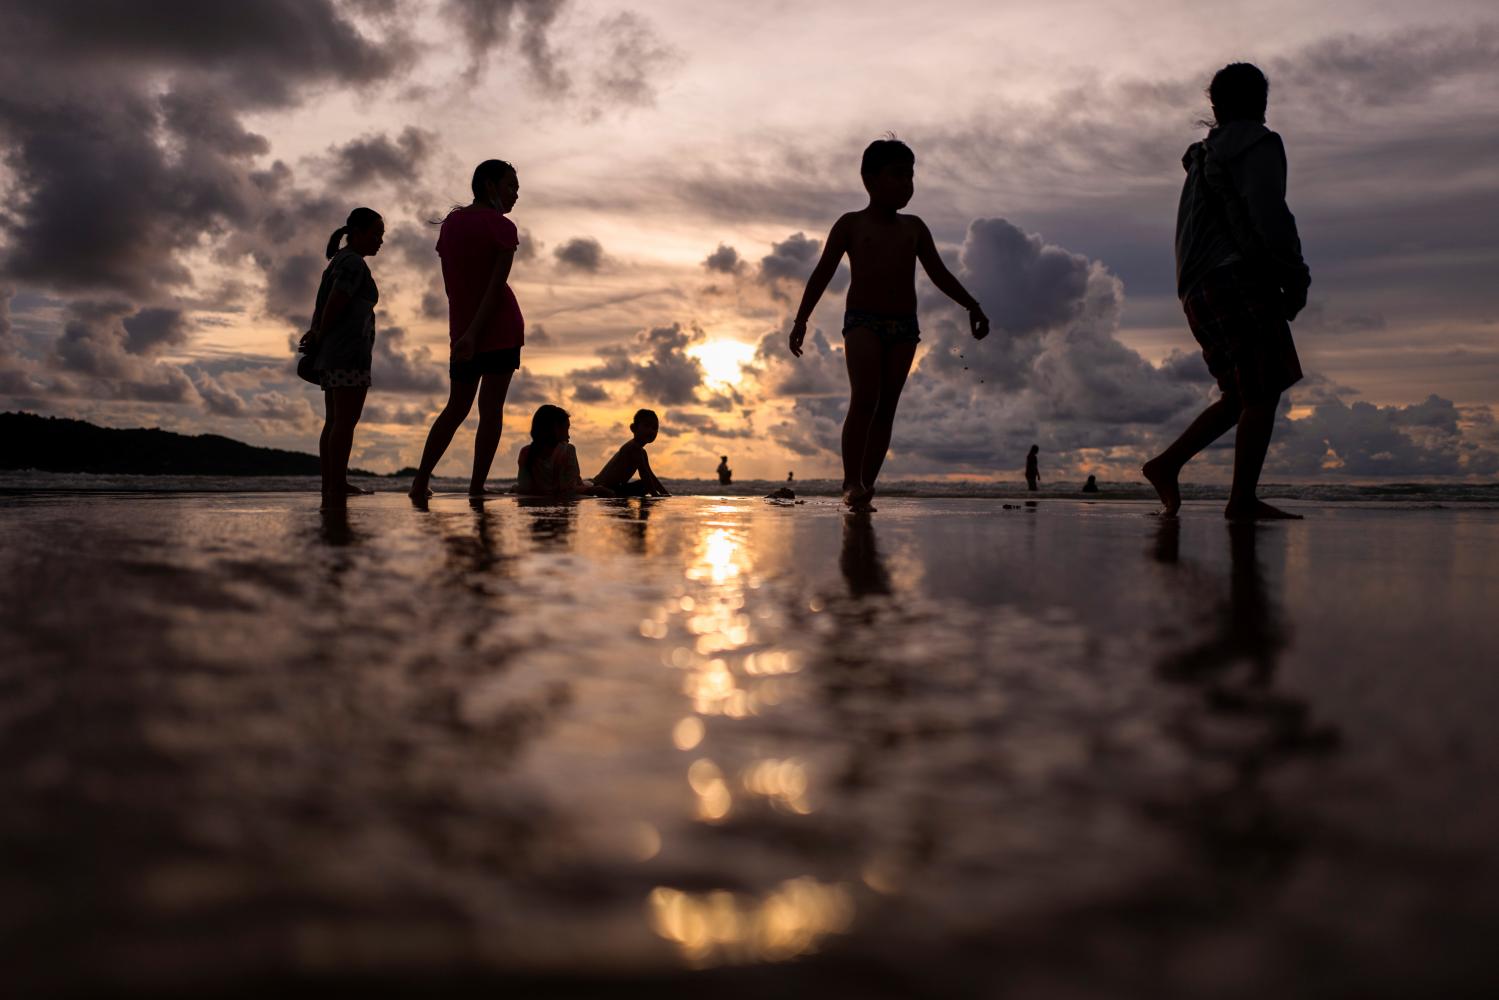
[843,310,920,345]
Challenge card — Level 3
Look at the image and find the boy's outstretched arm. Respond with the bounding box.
[638,450,670,496]
[916,221,990,340]
[788,217,850,357]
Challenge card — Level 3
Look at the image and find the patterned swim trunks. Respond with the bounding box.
[1183,263,1302,402]
[843,310,920,346]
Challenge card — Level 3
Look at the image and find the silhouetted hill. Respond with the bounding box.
[0,412,376,476]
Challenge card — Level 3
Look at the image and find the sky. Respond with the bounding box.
[2,0,1497,482]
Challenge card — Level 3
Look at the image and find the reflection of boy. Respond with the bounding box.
[593,410,671,497]
[788,137,989,512]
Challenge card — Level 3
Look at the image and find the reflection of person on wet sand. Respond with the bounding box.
[716,456,732,485]
[839,514,891,598]
[788,136,989,513]
[1025,445,1040,492]
[1142,63,1308,521]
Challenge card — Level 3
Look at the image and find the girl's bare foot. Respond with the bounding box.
[1142,457,1181,517]
[1224,499,1302,520]
[407,473,433,500]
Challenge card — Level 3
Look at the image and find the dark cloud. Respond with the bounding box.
[52,303,199,403]
[592,11,677,108]
[1271,393,1499,478]
[554,236,606,272]
[373,324,445,395]
[661,410,756,440]
[444,0,569,92]
[331,127,434,186]
[122,308,190,355]
[703,244,744,275]
[571,381,610,403]
[528,323,553,345]
[573,322,704,405]
[517,228,541,261]
[758,232,820,286]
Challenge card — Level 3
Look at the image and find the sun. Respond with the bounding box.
[689,339,757,389]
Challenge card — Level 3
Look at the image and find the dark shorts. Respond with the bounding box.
[451,347,521,383]
[1184,264,1302,403]
[843,310,920,346]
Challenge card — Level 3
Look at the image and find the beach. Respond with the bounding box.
[3,490,1498,997]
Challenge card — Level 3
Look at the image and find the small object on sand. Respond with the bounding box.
[764,487,796,501]
[1002,503,1016,509]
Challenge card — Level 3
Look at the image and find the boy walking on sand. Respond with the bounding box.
[1144,63,1310,520]
[789,137,989,511]
[593,409,671,497]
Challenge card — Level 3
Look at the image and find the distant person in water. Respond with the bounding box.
[409,160,526,499]
[716,456,732,485]
[1025,445,1040,491]
[1143,63,1309,521]
[789,136,989,512]
[303,206,383,509]
[516,405,611,497]
[593,409,670,497]
[787,471,794,483]
[1082,474,1099,493]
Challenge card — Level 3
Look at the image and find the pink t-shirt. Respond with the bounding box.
[435,206,524,353]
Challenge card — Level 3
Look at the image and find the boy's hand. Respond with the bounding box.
[969,307,990,341]
[788,318,807,357]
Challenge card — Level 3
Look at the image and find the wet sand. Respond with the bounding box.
[2,492,1497,998]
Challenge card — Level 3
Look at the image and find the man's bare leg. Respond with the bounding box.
[409,378,480,499]
[1224,395,1300,520]
[841,329,881,509]
[468,369,514,495]
[1143,394,1240,516]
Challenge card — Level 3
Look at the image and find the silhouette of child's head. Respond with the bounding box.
[1208,63,1268,126]
[860,136,914,210]
[472,159,519,213]
[529,404,571,452]
[1029,444,1039,456]
[326,207,384,259]
[631,408,659,444]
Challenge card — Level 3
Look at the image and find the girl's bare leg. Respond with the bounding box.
[323,386,368,509]
[469,369,515,495]
[409,378,480,498]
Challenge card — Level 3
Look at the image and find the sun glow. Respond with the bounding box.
[690,339,756,388]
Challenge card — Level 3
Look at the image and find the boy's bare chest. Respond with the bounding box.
[848,221,917,267]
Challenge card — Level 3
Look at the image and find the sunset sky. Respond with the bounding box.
[2,0,1496,481]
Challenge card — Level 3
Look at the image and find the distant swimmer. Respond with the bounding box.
[1082,474,1099,493]
[716,455,732,486]
[1025,444,1040,492]
[787,471,795,483]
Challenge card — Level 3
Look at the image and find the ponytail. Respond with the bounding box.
[326,207,383,259]
[325,226,349,259]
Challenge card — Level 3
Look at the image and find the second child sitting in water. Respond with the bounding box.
[516,405,612,497]
[592,409,671,498]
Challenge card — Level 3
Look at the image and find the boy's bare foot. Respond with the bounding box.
[842,484,876,510]
[1142,457,1181,517]
[344,481,372,495]
[1224,499,1303,521]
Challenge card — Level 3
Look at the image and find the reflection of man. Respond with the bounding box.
[716,455,732,485]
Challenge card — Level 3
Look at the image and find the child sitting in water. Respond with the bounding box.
[592,409,671,498]
[516,405,611,497]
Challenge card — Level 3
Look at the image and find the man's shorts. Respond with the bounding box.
[1184,264,1302,403]
[843,310,920,346]
[450,346,522,383]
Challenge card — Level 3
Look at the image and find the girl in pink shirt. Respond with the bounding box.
[409,160,527,500]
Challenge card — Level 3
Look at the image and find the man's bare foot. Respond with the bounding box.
[1224,499,1302,521]
[1142,457,1181,517]
[344,481,372,495]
